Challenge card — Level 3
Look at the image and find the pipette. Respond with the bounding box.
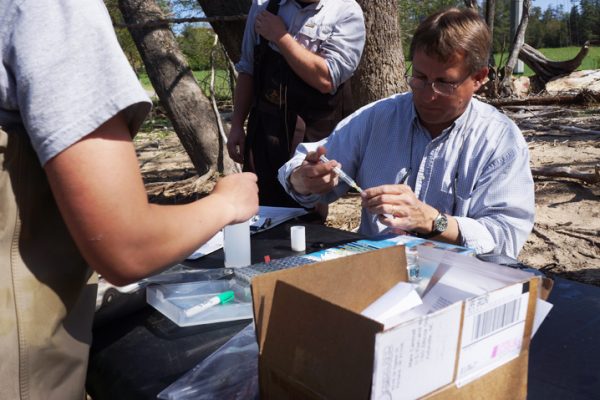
[319,155,363,193]
[319,155,395,219]
[184,290,234,317]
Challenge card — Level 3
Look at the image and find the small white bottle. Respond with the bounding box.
[290,225,306,252]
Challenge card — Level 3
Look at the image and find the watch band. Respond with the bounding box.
[416,211,448,239]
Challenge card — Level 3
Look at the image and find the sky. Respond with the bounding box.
[531,0,580,11]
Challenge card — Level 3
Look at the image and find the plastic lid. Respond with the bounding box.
[218,290,235,304]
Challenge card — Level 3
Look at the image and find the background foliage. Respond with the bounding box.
[108,0,600,84]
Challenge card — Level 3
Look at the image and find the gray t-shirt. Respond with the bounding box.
[0,0,151,166]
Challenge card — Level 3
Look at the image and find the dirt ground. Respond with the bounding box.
[136,102,600,286]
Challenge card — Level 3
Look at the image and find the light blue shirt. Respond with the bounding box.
[279,93,535,258]
[236,0,365,92]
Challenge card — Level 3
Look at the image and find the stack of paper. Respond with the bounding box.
[363,247,553,390]
[360,282,422,329]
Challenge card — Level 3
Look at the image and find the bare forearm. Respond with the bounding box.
[275,34,333,93]
[95,195,236,284]
[46,113,257,285]
[232,72,254,128]
[254,10,332,93]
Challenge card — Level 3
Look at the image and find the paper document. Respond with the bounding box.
[187,231,224,260]
[186,206,307,260]
[371,303,462,400]
[456,282,530,387]
[361,282,422,329]
[250,206,307,231]
[419,247,534,297]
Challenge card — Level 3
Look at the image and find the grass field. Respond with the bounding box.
[138,46,600,98]
[139,69,232,100]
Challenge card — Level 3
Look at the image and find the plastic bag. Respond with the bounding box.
[157,322,259,400]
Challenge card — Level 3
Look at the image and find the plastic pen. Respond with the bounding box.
[184,290,235,317]
[319,155,363,193]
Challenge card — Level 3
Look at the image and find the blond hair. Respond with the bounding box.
[409,8,491,74]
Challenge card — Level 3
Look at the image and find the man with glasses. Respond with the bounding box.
[278,7,534,259]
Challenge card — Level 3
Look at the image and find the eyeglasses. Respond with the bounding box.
[405,74,470,97]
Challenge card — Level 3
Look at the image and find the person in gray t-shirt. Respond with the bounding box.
[0,0,258,397]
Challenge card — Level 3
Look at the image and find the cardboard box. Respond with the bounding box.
[251,246,543,400]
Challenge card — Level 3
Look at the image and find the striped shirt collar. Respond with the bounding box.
[409,95,474,142]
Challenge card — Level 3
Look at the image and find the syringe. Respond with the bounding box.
[319,154,363,193]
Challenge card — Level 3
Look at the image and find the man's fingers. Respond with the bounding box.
[304,150,321,163]
[364,184,409,197]
[299,161,336,180]
[316,146,327,158]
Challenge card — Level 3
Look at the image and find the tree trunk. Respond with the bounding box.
[464,0,479,10]
[196,0,251,64]
[119,0,236,176]
[352,0,406,109]
[485,0,496,67]
[197,0,406,111]
[500,0,531,96]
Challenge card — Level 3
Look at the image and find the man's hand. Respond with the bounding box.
[289,146,339,195]
[255,10,287,43]
[227,124,246,163]
[361,184,438,234]
[211,172,259,224]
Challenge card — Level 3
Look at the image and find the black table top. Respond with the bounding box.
[87,218,361,400]
[86,220,600,400]
[528,277,600,400]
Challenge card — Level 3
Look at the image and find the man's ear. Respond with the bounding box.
[473,67,489,89]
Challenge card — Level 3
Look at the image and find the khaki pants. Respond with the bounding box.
[0,127,96,400]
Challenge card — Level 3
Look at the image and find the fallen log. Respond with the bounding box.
[556,125,600,135]
[484,90,600,107]
[520,41,593,83]
[531,165,600,185]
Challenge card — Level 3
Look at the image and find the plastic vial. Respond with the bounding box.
[405,247,420,282]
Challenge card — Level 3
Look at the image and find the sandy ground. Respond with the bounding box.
[136,103,600,286]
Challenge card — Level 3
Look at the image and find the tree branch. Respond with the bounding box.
[500,0,531,96]
[114,15,247,29]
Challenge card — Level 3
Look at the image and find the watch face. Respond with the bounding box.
[434,214,448,233]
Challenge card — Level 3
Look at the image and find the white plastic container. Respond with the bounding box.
[147,280,253,326]
[223,221,251,268]
[290,225,306,252]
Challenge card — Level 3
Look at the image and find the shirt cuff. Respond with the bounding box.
[235,60,253,75]
[455,216,496,255]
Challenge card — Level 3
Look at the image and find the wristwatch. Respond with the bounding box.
[418,211,448,239]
